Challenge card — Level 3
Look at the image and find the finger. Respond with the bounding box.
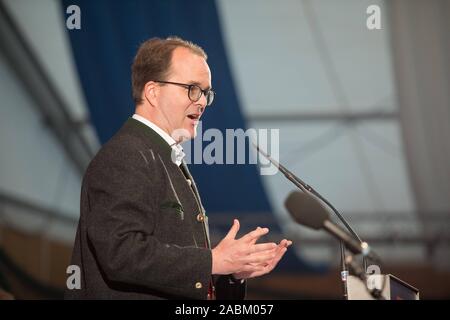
[240,265,271,279]
[257,246,286,273]
[236,260,277,279]
[245,242,277,254]
[239,227,269,243]
[266,247,288,272]
[247,262,270,268]
[242,250,277,264]
[238,264,265,274]
[281,239,293,247]
[224,219,240,240]
[249,227,262,245]
[278,239,293,248]
[277,239,287,247]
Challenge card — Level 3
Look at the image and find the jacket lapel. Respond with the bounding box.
[180,162,203,210]
[180,161,211,248]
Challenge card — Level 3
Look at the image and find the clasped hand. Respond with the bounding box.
[212,219,292,280]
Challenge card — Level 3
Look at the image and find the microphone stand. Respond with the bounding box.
[253,143,368,299]
[340,242,349,300]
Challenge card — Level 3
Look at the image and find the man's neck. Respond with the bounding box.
[135,108,172,134]
[132,113,177,147]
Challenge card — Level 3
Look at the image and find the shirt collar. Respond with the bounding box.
[132,114,185,166]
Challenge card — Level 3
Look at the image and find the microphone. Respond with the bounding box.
[284,191,380,263]
[252,142,364,244]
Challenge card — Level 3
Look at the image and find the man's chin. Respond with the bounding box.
[171,127,196,142]
[184,124,199,140]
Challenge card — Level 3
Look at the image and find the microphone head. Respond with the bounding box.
[284,191,330,230]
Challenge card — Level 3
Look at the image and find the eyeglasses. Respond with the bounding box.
[153,80,215,106]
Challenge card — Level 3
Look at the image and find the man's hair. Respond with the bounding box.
[131,36,207,105]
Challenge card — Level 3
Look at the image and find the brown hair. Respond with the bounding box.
[131,36,207,105]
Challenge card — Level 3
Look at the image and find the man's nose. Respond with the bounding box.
[196,93,207,110]
[197,105,205,114]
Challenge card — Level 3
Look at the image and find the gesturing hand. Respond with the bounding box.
[211,219,288,277]
[232,239,292,280]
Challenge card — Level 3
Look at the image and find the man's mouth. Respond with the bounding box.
[187,114,201,121]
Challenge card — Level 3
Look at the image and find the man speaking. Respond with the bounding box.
[66,37,292,299]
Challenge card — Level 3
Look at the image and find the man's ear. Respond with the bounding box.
[143,81,158,106]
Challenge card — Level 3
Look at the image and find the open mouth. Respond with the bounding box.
[187,114,200,120]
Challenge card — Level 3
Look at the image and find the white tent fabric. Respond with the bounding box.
[217,0,436,265]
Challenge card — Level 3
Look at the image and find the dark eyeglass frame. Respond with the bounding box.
[153,80,215,106]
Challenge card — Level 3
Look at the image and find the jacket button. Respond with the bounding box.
[196,213,205,222]
[195,282,202,289]
[186,179,192,186]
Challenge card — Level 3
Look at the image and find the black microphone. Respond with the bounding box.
[284,191,380,263]
[253,142,364,243]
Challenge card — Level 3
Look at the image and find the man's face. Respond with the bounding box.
[156,47,211,140]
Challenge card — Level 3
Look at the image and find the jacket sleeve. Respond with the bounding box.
[85,145,212,299]
[213,275,246,300]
